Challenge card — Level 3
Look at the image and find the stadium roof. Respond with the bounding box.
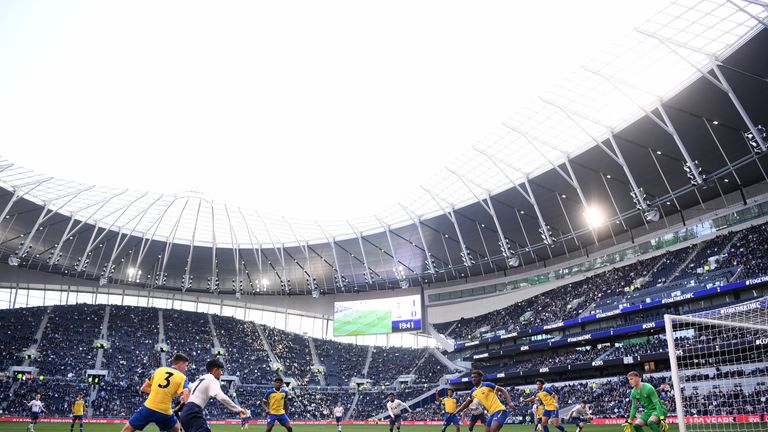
[1,0,768,296]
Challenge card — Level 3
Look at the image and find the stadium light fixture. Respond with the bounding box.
[583,206,605,228]
[643,208,660,222]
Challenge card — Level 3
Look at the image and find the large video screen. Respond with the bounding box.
[333,295,422,336]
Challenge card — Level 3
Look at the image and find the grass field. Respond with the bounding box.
[334,309,391,336]
[0,424,682,432]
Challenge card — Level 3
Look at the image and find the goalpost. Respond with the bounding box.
[664,297,768,432]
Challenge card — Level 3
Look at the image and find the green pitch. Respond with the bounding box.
[0,424,683,432]
[334,309,391,336]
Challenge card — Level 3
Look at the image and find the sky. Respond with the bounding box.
[0,0,670,222]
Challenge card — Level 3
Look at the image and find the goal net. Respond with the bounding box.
[664,297,768,432]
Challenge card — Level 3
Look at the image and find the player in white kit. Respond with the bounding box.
[27,393,46,432]
[179,359,247,432]
[333,402,345,432]
[386,393,412,432]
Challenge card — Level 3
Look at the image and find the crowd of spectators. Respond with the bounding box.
[293,387,356,420]
[366,347,424,386]
[413,352,458,384]
[260,326,316,385]
[440,221,768,343]
[4,377,89,417]
[673,231,738,281]
[353,386,427,420]
[36,304,104,378]
[89,380,144,418]
[162,309,214,380]
[0,306,46,370]
[211,315,274,384]
[728,223,768,281]
[446,253,670,342]
[314,338,369,386]
[102,306,160,389]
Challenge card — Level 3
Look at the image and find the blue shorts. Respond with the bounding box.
[72,415,84,422]
[444,413,460,426]
[129,405,178,432]
[267,414,291,426]
[487,410,508,428]
[571,417,589,424]
[241,417,251,423]
[335,416,343,424]
[469,413,487,425]
[542,409,559,419]
[389,414,402,425]
[30,412,40,421]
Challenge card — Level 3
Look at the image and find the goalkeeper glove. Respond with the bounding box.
[659,418,669,432]
[622,421,633,432]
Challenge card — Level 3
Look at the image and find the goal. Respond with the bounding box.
[664,297,768,432]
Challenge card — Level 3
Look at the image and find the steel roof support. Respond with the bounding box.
[542,98,650,214]
[328,238,343,293]
[11,186,94,261]
[464,151,531,261]
[0,190,20,226]
[14,202,51,261]
[555,192,583,253]
[178,200,200,293]
[317,224,344,293]
[600,173,628,244]
[376,217,403,283]
[239,208,264,293]
[583,67,706,185]
[154,199,189,287]
[424,189,473,269]
[727,0,768,28]
[471,146,556,246]
[503,125,591,209]
[635,29,767,152]
[133,198,177,274]
[704,119,748,206]
[712,64,767,152]
[513,207,537,263]
[259,212,287,293]
[225,205,244,298]
[77,192,149,272]
[648,149,685,227]
[400,205,436,275]
[285,218,316,296]
[107,195,165,280]
[348,224,373,285]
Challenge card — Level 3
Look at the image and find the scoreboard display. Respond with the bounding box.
[333,295,422,336]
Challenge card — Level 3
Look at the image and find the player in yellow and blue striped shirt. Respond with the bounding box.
[522,379,567,432]
[121,353,190,432]
[262,377,292,432]
[436,388,461,432]
[456,370,515,432]
[70,393,85,432]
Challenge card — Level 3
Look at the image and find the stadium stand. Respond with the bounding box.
[36,304,103,378]
[366,347,424,385]
[102,306,160,389]
[210,315,274,384]
[313,338,369,386]
[162,309,213,380]
[439,222,768,343]
[261,326,317,385]
[0,306,46,371]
